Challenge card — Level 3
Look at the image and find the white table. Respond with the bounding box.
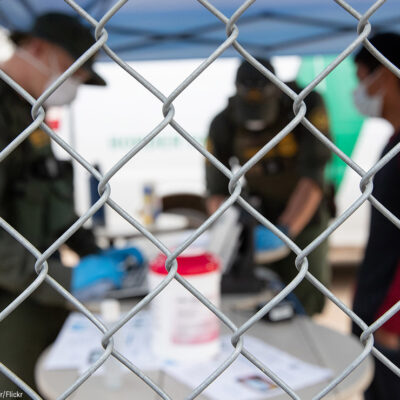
[35,296,373,400]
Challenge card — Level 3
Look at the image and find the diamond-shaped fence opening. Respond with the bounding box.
[0,0,399,399]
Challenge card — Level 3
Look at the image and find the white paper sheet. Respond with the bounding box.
[44,311,162,374]
[45,312,332,399]
[164,335,332,399]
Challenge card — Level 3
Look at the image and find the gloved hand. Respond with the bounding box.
[71,246,144,301]
[254,225,290,264]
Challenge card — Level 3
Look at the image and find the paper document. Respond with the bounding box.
[45,312,332,399]
[164,335,332,399]
[44,311,162,374]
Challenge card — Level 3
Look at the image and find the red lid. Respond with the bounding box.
[150,252,219,276]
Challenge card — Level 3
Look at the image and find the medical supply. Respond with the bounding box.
[141,183,160,227]
[149,252,221,362]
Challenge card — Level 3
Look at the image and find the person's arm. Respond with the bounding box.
[48,160,100,258]
[0,140,92,306]
[0,165,71,306]
[278,88,332,237]
[206,195,227,215]
[278,177,323,237]
[65,227,99,257]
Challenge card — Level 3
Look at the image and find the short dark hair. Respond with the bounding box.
[354,32,400,73]
[235,59,275,88]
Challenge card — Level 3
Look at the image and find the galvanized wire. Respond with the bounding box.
[0,0,398,399]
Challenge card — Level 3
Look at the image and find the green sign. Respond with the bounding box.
[296,55,365,189]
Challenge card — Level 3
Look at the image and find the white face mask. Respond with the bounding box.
[16,48,80,107]
[352,69,384,118]
[43,76,81,107]
[353,82,383,117]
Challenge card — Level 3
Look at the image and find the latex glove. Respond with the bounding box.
[254,225,289,264]
[101,246,144,268]
[71,247,144,300]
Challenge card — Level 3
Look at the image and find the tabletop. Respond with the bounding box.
[94,212,190,246]
[35,295,373,400]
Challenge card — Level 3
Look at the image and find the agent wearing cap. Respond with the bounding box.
[351,32,400,399]
[205,59,332,316]
[0,13,142,393]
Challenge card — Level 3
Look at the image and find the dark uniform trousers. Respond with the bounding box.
[0,82,98,396]
[0,292,69,392]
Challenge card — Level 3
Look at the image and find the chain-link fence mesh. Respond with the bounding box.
[0,0,399,398]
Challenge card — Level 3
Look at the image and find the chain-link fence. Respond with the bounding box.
[0,0,399,398]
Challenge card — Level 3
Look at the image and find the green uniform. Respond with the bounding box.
[0,82,98,392]
[206,82,331,315]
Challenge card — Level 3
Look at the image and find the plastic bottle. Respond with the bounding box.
[141,183,161,227]
[148,252,221,362]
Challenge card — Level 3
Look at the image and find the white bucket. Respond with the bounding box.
[149,252,221,362]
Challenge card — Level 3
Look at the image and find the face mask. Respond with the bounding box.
[352,69,384,118]
[16,48,80,107]
[353,82,383,117]
[233,87,281,130]
[244,119,268,131]
[43,76,80,107]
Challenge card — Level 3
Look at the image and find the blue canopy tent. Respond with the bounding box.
[0,0,398,61]
[0,0,398,188]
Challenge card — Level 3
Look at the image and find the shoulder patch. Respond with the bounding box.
[205,138,215,164]
[277,132,298,157]
[309,106,329,133]
[205,138,214,155]
[29,129,51,148]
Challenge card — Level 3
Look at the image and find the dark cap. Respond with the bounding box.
[354,32,400,73]
[236,59,275,88]
[10,12,106,86]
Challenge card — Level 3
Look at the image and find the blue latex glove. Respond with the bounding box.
[254,225,289,264]
[101,246,144,268]
[255,225,288,251]
[71,247,144,300]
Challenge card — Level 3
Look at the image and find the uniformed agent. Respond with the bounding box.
[0,13,140,393]
[205,59,332,316]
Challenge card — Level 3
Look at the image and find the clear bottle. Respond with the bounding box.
[142,183,160,227]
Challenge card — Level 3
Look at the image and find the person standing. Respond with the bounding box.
[351,32,400,399]
[0,13,141,393]
[205,59,332,315]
